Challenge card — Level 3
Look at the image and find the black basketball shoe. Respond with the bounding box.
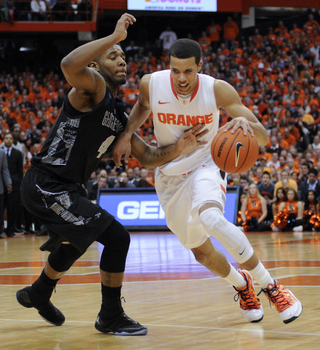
[16,286,65,326]
[95,312,148,336]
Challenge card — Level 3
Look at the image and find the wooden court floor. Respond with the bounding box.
[0,230,319,350]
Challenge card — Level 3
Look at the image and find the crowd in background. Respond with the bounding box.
[1,9,320,235]
[0,0,92,22]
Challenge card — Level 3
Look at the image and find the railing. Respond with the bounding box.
[0,0,98,31]
[0,0,98,22]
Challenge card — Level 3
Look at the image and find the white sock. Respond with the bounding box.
[249,262,274,288]
[223,263,246,288]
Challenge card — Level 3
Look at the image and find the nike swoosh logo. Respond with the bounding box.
[158,100,170,104]
[235,142,245,167]
[239,247,246,255]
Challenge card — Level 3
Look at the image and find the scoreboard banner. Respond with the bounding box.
[127,0,217,12]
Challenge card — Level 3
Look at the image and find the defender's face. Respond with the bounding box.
[170,56,202,95]
[98,45,127,86]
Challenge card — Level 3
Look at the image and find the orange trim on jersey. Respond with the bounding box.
[220,184,226,194]
[190,76,199,102]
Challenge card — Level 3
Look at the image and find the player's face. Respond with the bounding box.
[98,45,127,87]
[170,56,202,95]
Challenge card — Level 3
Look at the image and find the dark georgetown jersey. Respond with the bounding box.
[32,88,127,184]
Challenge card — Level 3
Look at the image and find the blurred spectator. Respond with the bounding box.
[127,167,138,187]
[274,170,298,196]
[267,152,280,170]
[0,1,9,22]
[86,170,97,192]
[30,0,47,21]
[107,167,118,188]
[2,133,23,237]
[273,188,304,232]
[267,136,283,155]
[125,40,140,59]
[51,0,74,21]
[240,183,270,232]
[114,171,135,189]
[198,31,211,52]
[223,16,239,49]
[136,167,154,188]
[258,171,274,220]
[299,167,320,201]
[206,18,221,52]
[297,162,311,189]
[77,0,92,21]
[272,186,286,215]
[88,175,108,201]
[159,26,177,52]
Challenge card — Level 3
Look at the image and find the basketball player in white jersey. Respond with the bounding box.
[113,38,302,324]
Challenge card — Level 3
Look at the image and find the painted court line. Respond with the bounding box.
[0,318,319,337]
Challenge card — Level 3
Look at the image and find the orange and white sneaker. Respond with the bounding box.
[233,270,264,323]
[261,280,303,324]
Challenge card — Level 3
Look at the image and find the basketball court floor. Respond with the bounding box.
[0,230,319,350]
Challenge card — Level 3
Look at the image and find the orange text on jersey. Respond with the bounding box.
[157,113,213,126]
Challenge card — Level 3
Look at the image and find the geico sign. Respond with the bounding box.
[117,201,165,220]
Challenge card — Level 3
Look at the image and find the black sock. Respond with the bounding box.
[100,284,123,318]
[32,270,60,299]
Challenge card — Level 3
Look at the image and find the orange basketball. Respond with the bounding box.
[211,127,259,174]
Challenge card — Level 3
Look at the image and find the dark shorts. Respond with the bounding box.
[21,167,115,253]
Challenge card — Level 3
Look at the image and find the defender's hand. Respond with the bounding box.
[113,13,136,42]
[175,124,208,155]
[112,133,132,168]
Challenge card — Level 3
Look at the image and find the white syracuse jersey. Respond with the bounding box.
[149,70,220,176]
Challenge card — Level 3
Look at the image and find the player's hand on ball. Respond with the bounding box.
[176,124,208,154]
[224,116,254,137]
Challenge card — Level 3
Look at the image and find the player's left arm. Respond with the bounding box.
[214,79,269,146]
[130,124,208,169]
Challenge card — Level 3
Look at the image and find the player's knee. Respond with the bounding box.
[48,243,84,272]
[97,220,130,251]
[199,204,225,232]
[199,206,253,264]
[98,220,131,272]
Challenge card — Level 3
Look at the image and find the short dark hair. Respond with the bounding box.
[240,175,249,182]
[301,162,310,170]
[169,39,202,65]
[262,171,271,178]
[309,168,318,176]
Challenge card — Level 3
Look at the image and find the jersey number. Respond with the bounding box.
[97,136,115,158]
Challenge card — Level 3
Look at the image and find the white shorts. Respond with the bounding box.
[155,162,227,249]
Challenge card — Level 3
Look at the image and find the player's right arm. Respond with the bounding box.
[60,13,136,105]
[112,74,152,167]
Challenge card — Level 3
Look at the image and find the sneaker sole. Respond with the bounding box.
[95,322,148,336]
[283,301,303,324]
[39,313,65,326]
[250,315,264,323]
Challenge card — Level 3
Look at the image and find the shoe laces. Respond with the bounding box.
[234,275,261,310]
[259,281,295,313]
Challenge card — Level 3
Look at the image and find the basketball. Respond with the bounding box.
[211,127,259,174]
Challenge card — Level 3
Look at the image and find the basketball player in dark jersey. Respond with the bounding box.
[15,13,207,336]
